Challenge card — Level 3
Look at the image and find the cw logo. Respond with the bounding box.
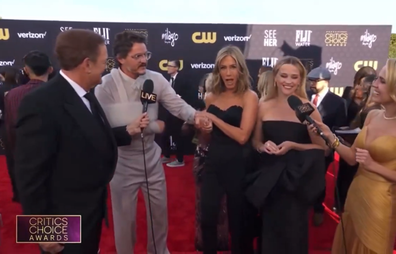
[0,28,10,40]
[330,87,345,97]
[354,60,378,71]
[192,32,217,44]
[159,60,184,71]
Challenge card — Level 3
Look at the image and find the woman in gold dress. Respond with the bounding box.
[310,59,396,253]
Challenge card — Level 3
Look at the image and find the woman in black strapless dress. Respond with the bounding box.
[247,57,327,253]
[195,45,258,254]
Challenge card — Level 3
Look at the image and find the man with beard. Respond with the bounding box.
[306,67,347,226]
[95,31,198,254]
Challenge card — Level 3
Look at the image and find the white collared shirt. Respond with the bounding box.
[59,70,92,112]
[170,72,178,84]
[311,87,329,107]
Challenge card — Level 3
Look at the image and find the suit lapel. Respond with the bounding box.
[58,76,114,156]
[90,92,118,150]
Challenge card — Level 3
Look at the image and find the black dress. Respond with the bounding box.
[246,121,325,254]
[200,105,251,254]
[193,143,229,251]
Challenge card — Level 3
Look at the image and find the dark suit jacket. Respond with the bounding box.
[14,74,131,229]
[164,72,198,131]
[308,90,348,131]
[172,71,199,108]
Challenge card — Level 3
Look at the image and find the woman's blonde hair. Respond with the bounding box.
[386,58,396,102]
[211,45,251,95]
[204,73,213,93]
[264,56,308,101]
[257,70,273,100]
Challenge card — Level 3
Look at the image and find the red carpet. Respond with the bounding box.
[0,155,340,254]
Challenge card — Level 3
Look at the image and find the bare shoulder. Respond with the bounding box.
[258,98,275,114]
[366,109,383,124]
[204,92,216,105]
[243,89,259,102]
[205,92,216,101]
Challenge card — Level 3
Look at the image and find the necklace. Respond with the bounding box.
[383,112,396,120]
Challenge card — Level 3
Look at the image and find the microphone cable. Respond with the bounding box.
[140,131,158,254]
[331,146,347,254]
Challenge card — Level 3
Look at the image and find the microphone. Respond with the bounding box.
[139,78,158,254]
[287,95,330,144]
[140,79,157,113]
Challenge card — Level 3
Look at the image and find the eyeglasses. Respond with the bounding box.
[167,64,176,68]
[131,51,152,60]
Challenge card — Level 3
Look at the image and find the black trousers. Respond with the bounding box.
[0,122,18,200]
[334,158,358,210]
[162,116,185,162]
[200,160,252,254]
[313,156,333,213]
[40,210,104,254]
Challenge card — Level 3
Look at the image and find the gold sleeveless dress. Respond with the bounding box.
[332,126,396,254]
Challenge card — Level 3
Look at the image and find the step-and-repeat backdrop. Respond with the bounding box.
[0,20,392,154]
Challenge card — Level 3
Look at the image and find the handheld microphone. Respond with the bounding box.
[139,79,158,254]
[140,79,157,114]
[287,95,330,144]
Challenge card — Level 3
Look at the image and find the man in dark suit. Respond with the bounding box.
[0,66,19,195]
[14,29,148,254]
[306,67,347,226]
[4,51,52,203]
[161,60,196,167]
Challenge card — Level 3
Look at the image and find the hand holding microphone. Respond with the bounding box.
[126,113,150,136]
[307,119,333,141]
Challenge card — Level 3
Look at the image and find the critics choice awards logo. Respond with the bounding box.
[324,31,348,46]
[16,215,81,243]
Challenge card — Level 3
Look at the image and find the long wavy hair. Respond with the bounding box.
[257,70,273,101]
[264,56,308,101]
[386,58,396,102]
[211,45,251,95]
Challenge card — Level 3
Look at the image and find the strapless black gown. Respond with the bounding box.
[200,105,252,254]
[246,121,326,254]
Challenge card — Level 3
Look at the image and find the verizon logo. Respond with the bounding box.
[190,62,215,69]
[224,35,252,42]
[0,59,15,66]
[17,31,47,39]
